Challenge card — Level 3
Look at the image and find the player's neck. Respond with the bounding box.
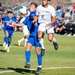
[7,16,11,18]
[42,4,48,8]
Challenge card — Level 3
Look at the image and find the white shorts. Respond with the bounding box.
[38,23,54,34]
[23,25,29,36]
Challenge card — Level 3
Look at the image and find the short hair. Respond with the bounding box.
[7,11,13,14]
[30,2,38,8]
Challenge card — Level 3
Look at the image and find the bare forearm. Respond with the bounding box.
[45,16,56,28]
[15,23,24,27]
[48,16,56,26]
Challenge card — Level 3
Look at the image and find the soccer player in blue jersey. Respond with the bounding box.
[2,11,16,52]
[24,11,42,75]
[14,2,42,75]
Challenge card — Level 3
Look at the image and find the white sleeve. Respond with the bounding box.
[20,19,23,23]
[36,7,39,16]
[20,18,25,23]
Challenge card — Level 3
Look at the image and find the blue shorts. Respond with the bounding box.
[7,30,14,38]
[27,36,41,47]
[3,29,14,38]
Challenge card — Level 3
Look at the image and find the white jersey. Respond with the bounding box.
[20,17,26,23]
[20,17,26,30]
[20,17,29,35]
[36,5,56,24]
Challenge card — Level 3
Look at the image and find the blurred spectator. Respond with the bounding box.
[64,21,71,35]
[0,3,4,30]
[68,21,75,36]
[54,18,73,35]
[57,18,67,34]
[68,3,73,13]
[65,9,71,19]
[56,3,65,20]
[54,21,60,34]
[61,4,65,18]
[56,4,61,11]
[56,4,62,19]
[56,9,62,19]
[64,9,71,25]
[73,3,75,11]
[54,18,66,35]
[0,3,4,16]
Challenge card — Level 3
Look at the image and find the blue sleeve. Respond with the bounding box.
[12,17,17,22]
[22,17,27,25]
[13,17,17,22]
[3,23,7,32]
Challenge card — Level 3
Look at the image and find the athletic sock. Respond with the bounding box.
[19,38,24,42]
[52,38,57,43]
[4,37,6,43]
[39,38,45,49]
[37,54,42,67]
[8,38,12,47]
[6,37,8,45]
[25,50,31,64]
[40,38,45,49]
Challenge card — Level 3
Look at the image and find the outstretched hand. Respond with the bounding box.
[11,21,16,27]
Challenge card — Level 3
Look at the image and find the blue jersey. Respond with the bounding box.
[2,16,16,32]
[22,11,40,47]
[22,15,38,37]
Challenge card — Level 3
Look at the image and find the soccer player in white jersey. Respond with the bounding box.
[33,0,58,56]
[18,6,29,47]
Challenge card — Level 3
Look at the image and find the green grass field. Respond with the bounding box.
[0,30,75,75]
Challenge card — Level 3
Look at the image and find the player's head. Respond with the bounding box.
[48,0,51,4]
[29,2,37,12]
[7,10,13,18]
[42,0,50,7]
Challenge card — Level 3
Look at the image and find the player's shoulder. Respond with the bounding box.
[37,5,43,9]
[48,5,55,9]
[2,15,8,21]
[2,15,7,19]
[26,16,29,21]
[48,5,55,12]
[37,5,42,7]
[11,16,16,20]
